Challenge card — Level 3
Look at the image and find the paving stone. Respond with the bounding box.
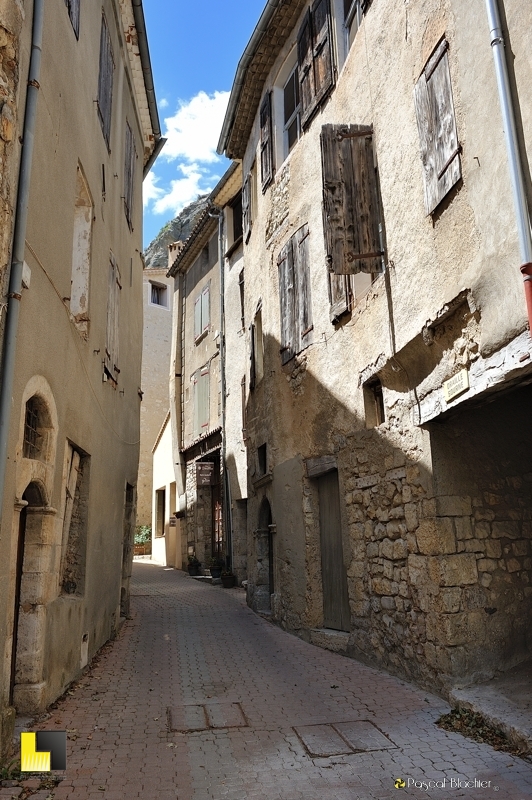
[334,720,398,751]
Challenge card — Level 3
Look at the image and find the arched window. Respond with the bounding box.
[23,396,51,461]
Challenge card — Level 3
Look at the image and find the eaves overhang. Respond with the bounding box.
[217,0,307,160]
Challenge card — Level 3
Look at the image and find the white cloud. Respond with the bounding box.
[159,98,169,109]
[161,91,230,164]
[143,170,164,209]
[152,163,219,217]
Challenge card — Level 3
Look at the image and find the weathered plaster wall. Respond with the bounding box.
[231,0,532,693]
[152,415,181,567]
[137,267,173,526]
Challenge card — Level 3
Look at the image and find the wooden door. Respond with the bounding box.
[212,479,223,561]
[10,507,26,703]
[318,471,350,631]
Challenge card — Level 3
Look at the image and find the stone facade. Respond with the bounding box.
[218,0,532,695]
[0,0,160,758]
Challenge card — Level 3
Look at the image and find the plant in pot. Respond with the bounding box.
[209,556,224,579]
[134,525,152,555]
[187,554,201,576]
[221,569,236,588]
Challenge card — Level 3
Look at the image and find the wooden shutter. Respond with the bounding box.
[311,0,334,110]
[105,254,121,378]
[414,38,461,215]
[201,284,210,333]
[194,295,202,339]
[124,121,136,228]
[321,124,383,274]
[199,367,210,430]
[328,274,351,320]
[242,174,251,242]
[260,93,273,191]
[294,224,313,351]
[97,15,114,148]
[66,0,80,38]
[249,323,256,390]
[297,10,316,128]
[277,240,296,365]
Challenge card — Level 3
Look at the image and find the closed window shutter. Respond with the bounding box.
[260,93,274,191]
[193,371,199,437]
[105,254,121,378]
[194,296,202,339]
[124,121,136,228]
[311,0,334,110]
[297,10,316,128]
[242,174,251,242]
[66,0,80,38]
[294,223,313,350]
[97,15,114,148]
[321,123,383,275]
[200,368,210,430]
[277,240,296,365]
[249,323,256,390]
[201,284,210,333]
[414,38,461,215]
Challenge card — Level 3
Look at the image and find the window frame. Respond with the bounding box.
[149,281,168,309]
[193,365,210,438]
[193,283,211,342]
[65,0,81,38]
[124,120,137,229]
[97,14,115,150]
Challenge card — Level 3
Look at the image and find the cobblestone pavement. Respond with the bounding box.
[24,563,532,800]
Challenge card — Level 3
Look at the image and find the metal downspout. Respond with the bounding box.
[485,0,532,330]
[0,0,45,520]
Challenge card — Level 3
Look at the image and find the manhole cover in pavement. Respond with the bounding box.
[294,721,397,758]
[168,702,247,732]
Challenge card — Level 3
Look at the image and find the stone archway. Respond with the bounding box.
[10,481,57,712]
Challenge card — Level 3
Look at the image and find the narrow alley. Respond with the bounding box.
[20,563,532,800]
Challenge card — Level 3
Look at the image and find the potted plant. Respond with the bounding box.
[187,554,201,576]
[209,556,224,579]
[221,569,236,589]
[134,525,152,556]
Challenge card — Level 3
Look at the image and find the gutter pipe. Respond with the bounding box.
[208,206,233,569]
[0,0,45,521]
[485,0,532,331]
[217,0,282,156]
[131,0,166,177]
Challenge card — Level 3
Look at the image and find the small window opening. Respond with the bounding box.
[23,397,43,459]
[257,443,267,477]
[364,378,385,428]
[150,282,168,307]
[155,488,166,537]
[344,0,362,50]
[231,191,243,244]
[284,66,301,155]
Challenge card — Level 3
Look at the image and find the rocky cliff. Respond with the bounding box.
[143,195,209,270]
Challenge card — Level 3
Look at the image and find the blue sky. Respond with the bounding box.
[142,0,265,247]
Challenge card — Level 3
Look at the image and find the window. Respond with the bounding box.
[343,0,361,51]
[23,397,42,459]
[260,92,274,191]
[194,284,210,341]
[65,0,80,38]
[230,191,243,244]
[414,37,461,215]
[97,14,114,149]
[241,375,247,439]
[364,377,385,427]
[124,121,136,228]
[284,66,301,154]
[257,443,267,477]
[61,443,90,595]
[250,306,264,389]
[70,164,93,339]
[105,253,121,383]
[193,366,210,438]
[150,282,168,308]
[277,223,313,364]
[242,162,257,242]
[297,0,334,129]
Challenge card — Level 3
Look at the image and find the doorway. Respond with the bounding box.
[317,470,350,631]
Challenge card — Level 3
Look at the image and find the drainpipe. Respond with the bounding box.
[485,0,532,331]
[0,0,45,520]
[208,206,233,569]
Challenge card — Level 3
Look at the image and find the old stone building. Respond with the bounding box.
[218,0,532,694]
[167,165,246,574]
[0,0,162,757]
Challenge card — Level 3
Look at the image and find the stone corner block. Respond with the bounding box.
[416,517,456,555]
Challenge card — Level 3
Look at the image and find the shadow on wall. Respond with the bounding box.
[216,329,532,694]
